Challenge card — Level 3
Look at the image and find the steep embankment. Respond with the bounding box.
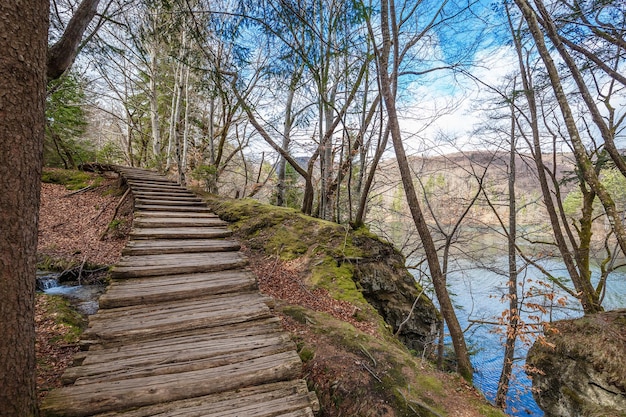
[204,196,505,417]
[526,309,626,417]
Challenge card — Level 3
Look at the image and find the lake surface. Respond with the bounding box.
[411,257,626,416]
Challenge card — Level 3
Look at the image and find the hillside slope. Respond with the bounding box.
[204,195,506,417]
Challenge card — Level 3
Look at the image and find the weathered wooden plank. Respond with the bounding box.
[99,270,257,308]
[64,334,294,385]
[135,204,213,213]
[130,186,192,194]
[91,290,264,319]
[135,198,206,207]
[133,217,227,228]
[128,227,232,240]
[112,252,246,278]
[117,252,245,267]
[40,351,303,417]
[87,380,314,417]
[132,193,200,201]
[135,211,218,218]
[79,318,284,365]
[81,316,283,351]
[84,294,272,341]
[121,239,239,256]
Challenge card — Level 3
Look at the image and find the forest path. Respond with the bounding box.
[41,167,318,417]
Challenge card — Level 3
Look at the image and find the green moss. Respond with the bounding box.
[42,168,100,190]
[39,294,86,343]
[282,305,313,325]
[310,257,366,305]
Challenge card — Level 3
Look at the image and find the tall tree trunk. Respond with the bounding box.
[515,0,621,311]
[495,77,520,408]
[376,0,473,382]
[0,2,48,415]
[276,71,299,206]
[148,43,162,169]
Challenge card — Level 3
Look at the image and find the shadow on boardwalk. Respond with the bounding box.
[41,167,319,417]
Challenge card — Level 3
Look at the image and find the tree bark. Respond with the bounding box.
[0,2,48,415]
[47,0,101,80]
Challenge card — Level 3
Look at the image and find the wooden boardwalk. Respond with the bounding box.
[41,167,318,417]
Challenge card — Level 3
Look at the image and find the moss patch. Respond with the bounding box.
[42,168,101,190]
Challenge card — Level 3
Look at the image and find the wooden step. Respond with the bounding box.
[87,380,316,417]
[122,238,239,256]
[99,270,257,308]
[133,217,227,228]
[135,204,213,213]
[63,332,293,384]
[135,198,206,207]
[112,251,245,278]
[84,292,272,342]
[129,226,232,240]
[41,351,302,417]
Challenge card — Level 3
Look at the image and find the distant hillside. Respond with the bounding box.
[367,150,579,253]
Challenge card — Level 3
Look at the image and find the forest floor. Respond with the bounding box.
[36,169,504,416]
[36,170,133,402]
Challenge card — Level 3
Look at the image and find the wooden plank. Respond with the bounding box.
[79,318,283,364]
[40,351,303,417]
[112,252,246,277]
[121,239,239,256]
[136,211,218,218]
[64,334,294,385]
[133,217,227,228]
[99,270,257,308]
[81,316,283,351]
[84,303,272,342]
[132,193,200,201]
[135,204,213,213]
[135,198,206,207]
[117,252,245,267]
[90,381,315,417]
[130,186,192,194]
[129,227,232,240]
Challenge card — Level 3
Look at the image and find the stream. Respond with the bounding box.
[412,257,626,416]
[36,271,106,316]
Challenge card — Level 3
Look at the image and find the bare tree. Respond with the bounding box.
[367,0,474,381]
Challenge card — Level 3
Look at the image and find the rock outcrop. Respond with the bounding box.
[347,233,441,353]
[526,309,626,417]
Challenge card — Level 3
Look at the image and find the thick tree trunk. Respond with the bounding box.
[0,2,48,415]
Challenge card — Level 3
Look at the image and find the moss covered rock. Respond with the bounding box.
[526,309,626,417]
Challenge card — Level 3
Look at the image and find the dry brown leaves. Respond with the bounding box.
[38,181,131,267]
[245,248,378,336]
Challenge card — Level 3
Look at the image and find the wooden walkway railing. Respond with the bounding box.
[41,167,319,417]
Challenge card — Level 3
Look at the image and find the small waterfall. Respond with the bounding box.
[36,273,60,291]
